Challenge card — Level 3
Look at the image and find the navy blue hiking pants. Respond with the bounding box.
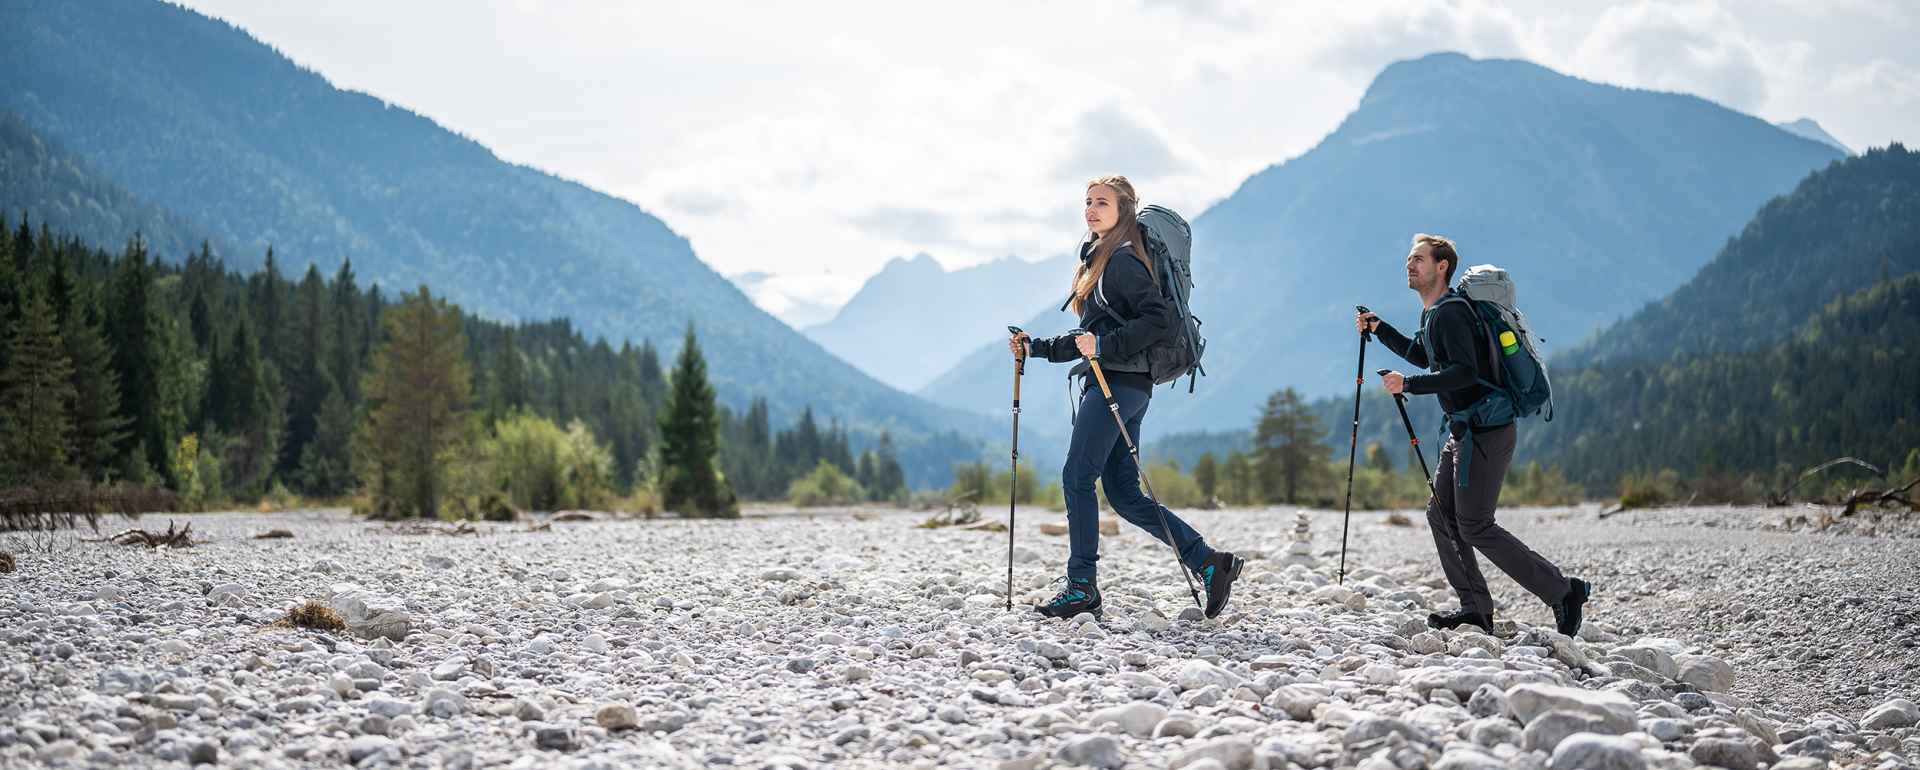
[1062,376,1213,582]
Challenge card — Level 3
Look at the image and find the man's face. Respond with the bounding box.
[1405,243,1443,293]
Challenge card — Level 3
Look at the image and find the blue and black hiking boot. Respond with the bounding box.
[1197,551,1244,619]
[1554,578,1591,637]
[1035,577,1101,619]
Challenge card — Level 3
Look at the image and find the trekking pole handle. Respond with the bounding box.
[1374,368,1405,400]
[1087,356,1116,401]
[1356,305,1375,342]
[1008,325,1027,376]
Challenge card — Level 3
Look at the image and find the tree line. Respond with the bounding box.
[0,214,907,519]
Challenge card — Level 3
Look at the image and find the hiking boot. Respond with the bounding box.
[1035,577,1101,619]
[1553,578,1591,638]
[1427,608,1495,635]
[1197,551,1244,619]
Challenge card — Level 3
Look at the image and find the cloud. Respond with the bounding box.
[846,206,960,245]
[1575,1,1771,112]
[1054,104,1189,181]
[1314,2,1529,78]
[662,188,737,218]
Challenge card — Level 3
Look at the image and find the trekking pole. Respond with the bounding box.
[1084,345,1204,611]
[1339,306,1371,585]
[1005,326,1027,612]
[1378,368,1432,485]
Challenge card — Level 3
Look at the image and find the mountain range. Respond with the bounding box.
[919,52,1845,441]
[803,252,1073,392]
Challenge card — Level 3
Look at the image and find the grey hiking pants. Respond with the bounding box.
[1426,423,1570,615]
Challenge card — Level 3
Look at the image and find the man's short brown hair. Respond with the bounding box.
[1413,233,1459,285]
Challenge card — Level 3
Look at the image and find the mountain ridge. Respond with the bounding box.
[920,52,1844,438]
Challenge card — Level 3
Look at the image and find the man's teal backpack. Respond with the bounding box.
[1431,264,1555,424]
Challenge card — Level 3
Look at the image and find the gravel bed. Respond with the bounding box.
[1,505,1915,770]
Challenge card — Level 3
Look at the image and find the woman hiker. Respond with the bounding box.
[1007,175,1244,620]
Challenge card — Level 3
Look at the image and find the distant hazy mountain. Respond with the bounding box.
[1775,118,1853,155]
[922,53,1844,438]
[726,271,843,330]
[805,253,1075,392]
[0,0,996,484]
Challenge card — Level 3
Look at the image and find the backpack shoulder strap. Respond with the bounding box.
[1431,294,1503,388]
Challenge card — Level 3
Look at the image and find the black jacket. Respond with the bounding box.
[1375,300,1494,416]
[1029,238,1173,381]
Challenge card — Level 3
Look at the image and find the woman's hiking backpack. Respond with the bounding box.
[1435,264,1555,421]
[1136,205,1206,391]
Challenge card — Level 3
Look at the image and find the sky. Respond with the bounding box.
[176,0,1918,326]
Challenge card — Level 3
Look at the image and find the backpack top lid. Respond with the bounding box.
[1454,264,1515,308]
[1137,205,1191,273]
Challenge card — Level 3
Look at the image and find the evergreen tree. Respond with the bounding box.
[1224,451,1255,506]
[856,451,877,494]
[0,292,78,483]
[330,258,363,404]
[252,247,286,368]
[62,295,130,481]
[656,325,737,518]
[214,317,282,494]
[488,328,529,422]
[358,287,473,518]
[297,381,356,496]
[1254,387,1325,503]
[874,431,906,501]
[283,263,332,478]
[105,237,165,481]
[1194,452,1219,502]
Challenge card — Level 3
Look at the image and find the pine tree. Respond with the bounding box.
[253,247,286,369]
[856,451,877,495]
[330,258,363,404]
[656,325,737,518]
[297,381,355,496]
[62,295,130,481]
[1194,452,1219,502]
[105,237,165,481]
[358,287,472,518]
[0,292,78,484]
[215,317,282,494]
[282,263,333,478]
[1254,387,1326,504]
[874,431,905,501]
[488,328,529,422]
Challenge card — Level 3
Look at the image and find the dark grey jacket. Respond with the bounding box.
[1029,238,1173,379]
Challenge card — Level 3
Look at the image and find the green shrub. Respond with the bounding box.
[1504,462,1585,506]
[1144,460,1205,508]
[485,413,615,511]
[1617,468,1682,510]
[788,460,866,507]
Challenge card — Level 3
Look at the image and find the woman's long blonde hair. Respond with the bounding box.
[1069,175,1153,315]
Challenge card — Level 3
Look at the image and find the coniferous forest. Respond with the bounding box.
[0,216,908,519]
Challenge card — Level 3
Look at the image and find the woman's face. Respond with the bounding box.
[1085,185,1121,237]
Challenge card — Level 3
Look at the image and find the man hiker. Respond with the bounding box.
[1358,233,1590,637]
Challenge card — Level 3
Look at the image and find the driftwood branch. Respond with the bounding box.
[1839,477,1920,517]
[83,520,195,548]
[1768,457,1885,507]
